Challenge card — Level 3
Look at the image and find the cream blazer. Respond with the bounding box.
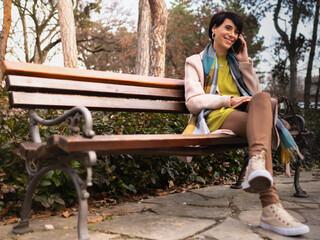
[184,51,280,149]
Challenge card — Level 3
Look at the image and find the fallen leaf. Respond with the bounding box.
[62,211,71,218]
[168,180,175,188]
[5,218,19,225]
[61,210,74,218]
[88,217,103,223]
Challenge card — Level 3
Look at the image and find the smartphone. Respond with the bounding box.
[231,97,251,110]
[232,38,242,54]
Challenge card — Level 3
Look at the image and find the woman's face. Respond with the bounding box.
[212,18,239,55]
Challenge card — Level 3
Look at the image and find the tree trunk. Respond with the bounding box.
[289,52,298,101]
[315,68,320,110]
[57,0,78,68]
[304,0,320,109]
[13,0,30,62]
[0,0,12,80]
[273,0,300,100]
[135,0,150,76]
[148,0,167,77]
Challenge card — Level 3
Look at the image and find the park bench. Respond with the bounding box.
[1,60,308,240]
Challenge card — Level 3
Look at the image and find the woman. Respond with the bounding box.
[184,10,310,236]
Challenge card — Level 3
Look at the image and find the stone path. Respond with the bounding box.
[1,169,319,240]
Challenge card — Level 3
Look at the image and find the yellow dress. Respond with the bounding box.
[206,55,240,132]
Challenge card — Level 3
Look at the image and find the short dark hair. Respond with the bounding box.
[208,10,243,42]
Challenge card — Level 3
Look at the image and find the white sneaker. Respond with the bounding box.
[260,203,310,236]
[242,150,273,193]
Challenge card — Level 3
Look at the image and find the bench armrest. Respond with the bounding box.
[29,106,95,142]
[283,114,309,133]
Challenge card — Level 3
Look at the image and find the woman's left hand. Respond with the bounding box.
[235,34,249,63]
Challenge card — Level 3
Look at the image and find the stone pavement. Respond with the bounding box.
[1,169,319,240]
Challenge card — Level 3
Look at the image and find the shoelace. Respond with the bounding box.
[270,204,299,226]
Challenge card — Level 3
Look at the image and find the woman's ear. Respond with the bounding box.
[211,26,216,40]
[211,25,216,33]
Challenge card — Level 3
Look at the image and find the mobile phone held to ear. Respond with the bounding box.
[232,38,242,54]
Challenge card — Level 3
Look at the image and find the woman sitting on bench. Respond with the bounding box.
[183,10,309,236]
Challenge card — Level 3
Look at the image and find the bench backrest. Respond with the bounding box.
[2,61,188,113]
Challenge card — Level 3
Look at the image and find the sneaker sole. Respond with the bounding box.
[260,221,310,236]
[242,170,273,193]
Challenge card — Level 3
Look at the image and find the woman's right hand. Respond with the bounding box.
[230,96,252,107]
[235,34,249,63]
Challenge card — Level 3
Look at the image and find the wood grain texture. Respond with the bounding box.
[9,92,188,113]
[6,75,184,100]
[55,134,247,153]
[1,60,184,89]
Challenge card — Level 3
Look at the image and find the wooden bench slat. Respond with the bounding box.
[55,134,247,153]
[19,136,68,161]
[9,92,188,113]
[1,61,184,89]
[6,75,184,100]
[19,142,43,160]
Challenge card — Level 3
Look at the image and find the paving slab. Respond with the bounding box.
[142,191,207,205]
[200,217,262,240]
[9,229,118,240]
[90,213,215,240]
[300,209,320,223]
[96,202,156,217]
[273,183,296,192]
[142,191,230,207]
[302,224,320,240]
[299,181,320,193]
[233,193,261,210]
[151,204,232,220]
[277,190,317,203]
[238,210,261,226]
[274,170,319,184]
[189,185,243,198]
[142,191,231,209]
[282,200,306,209]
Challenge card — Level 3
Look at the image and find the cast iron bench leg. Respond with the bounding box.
[12,165,55,235]
[13,152,96,240]
[230,155,248,189]
[293,160,308,198]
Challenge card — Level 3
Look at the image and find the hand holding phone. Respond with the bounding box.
[230,96,252,109]
[232,38,242,54]
[232,35,250,63]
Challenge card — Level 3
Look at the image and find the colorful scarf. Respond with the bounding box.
[184,44,303,164]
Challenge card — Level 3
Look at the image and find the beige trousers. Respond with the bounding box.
[220,92,280,207]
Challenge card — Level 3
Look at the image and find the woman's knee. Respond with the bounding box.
[247,92,272,112]
[253,92,271,101]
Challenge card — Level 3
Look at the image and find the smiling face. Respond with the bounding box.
[212,18,239,55]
